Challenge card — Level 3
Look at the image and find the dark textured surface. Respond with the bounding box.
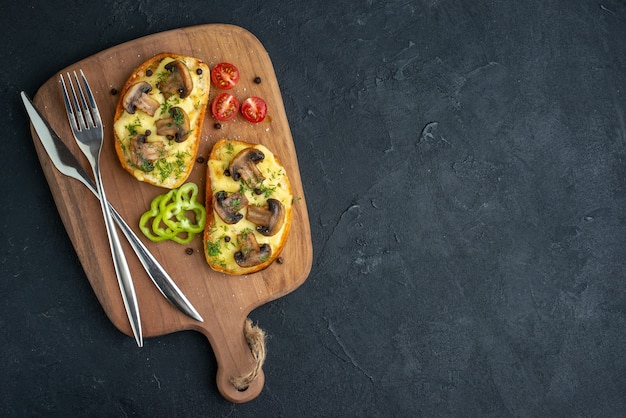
[3,0,626,416]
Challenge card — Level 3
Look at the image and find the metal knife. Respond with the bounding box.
[20,91,204,324]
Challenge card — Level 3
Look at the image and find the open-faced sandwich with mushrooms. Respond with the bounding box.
[204,139,293,275]
[113,53,211,189]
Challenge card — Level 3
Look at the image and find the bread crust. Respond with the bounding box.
[204,139,293,275]
[113,53,210,189]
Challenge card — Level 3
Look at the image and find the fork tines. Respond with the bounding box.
[60,69,102,133]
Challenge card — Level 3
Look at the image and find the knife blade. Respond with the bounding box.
[20,91,204,324]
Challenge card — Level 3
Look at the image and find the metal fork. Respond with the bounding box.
[60,70,142,347]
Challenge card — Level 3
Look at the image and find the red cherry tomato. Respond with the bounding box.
[211,62,240,90]
[241,97,268,123]
[212,93,239,121]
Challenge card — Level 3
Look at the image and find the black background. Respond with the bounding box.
[2,1,626,416]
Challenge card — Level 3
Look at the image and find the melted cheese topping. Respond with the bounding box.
[205,140,293,274]
[113,55,210,189]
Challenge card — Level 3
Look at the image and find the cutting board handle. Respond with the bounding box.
[209,318,267,403]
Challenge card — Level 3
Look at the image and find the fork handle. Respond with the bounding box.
[93,161,143,347]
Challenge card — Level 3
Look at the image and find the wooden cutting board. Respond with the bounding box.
[29,24,312,403]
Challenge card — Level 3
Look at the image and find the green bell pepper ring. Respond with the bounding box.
[161,183,206,234]
[139,182,206,244]
[139,194,177,242]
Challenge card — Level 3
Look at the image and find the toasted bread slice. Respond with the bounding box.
[113,53,210,189]
[204,139,293,275]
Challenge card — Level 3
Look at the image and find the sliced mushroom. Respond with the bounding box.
[155,107,190,142]
[229,148,265,187]
[234,231,272,268]
[130,133,163,172]
[158,60,193,99]
[246,199,285,236]
[123,81,160,116]
[213,191,249,224]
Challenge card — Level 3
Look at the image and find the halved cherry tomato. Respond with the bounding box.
[212,93,239,121]
[211,62,240,90]
[241,97,268,123]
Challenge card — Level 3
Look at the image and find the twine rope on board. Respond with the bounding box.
[230,318,267,391]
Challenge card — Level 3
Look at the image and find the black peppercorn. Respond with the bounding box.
[144,130,151,136]
[110,88,118,95]
[196,68,203,75]
[214,122,222,129]
[146,69,153,76]
[196,156,205,164]
[224,169,231,176]
[253,76,262,84]
[254,188,262,195]
[224,236,231,243]
[185,248,194,255]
